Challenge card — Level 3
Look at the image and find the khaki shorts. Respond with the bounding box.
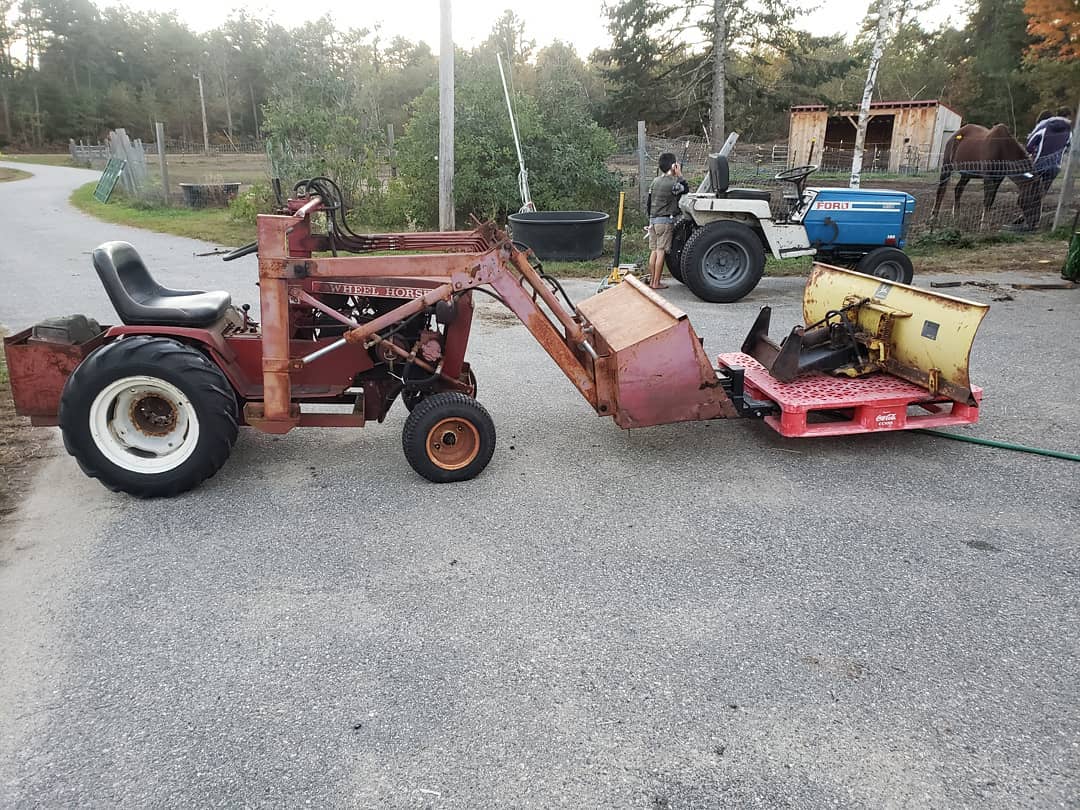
[649,223,674,252]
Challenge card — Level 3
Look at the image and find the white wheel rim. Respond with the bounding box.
[88,375,200,474]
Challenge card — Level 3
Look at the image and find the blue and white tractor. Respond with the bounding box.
[668,155,917,302]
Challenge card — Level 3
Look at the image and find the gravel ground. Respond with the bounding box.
[1,162,1077,809]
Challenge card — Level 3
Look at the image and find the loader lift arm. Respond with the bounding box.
[250,196,744,432]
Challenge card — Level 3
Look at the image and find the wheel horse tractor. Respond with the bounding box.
[4,177,987,497]
[667,154,917,302]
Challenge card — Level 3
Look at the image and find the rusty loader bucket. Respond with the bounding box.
[575,276,737,428]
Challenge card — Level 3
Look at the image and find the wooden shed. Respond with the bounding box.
[787,100,962,173]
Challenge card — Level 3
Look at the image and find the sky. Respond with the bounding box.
[94,0,971,55]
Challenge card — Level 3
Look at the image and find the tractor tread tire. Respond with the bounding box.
[665,218,695,284]
[58,336,238,498]
[679,221,765,303]
[402,392,496,483]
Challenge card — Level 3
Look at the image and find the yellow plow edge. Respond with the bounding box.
[803,263,989,405]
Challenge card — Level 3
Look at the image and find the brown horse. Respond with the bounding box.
[931,123,1044,229]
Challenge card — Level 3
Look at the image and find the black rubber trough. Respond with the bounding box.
[508,211,609,261]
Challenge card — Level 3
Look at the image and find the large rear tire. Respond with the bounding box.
[58,336,238,497]
[856,247,915,285]
[402,392,496,483]
[665,219,695,284]
[679,221,765,303]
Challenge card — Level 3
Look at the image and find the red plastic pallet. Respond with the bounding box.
[717,352,982,438]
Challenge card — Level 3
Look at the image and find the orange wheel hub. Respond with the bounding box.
[425,417,480,471]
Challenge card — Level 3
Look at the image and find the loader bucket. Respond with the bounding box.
[803,263,989,405]
[576,276,737,428]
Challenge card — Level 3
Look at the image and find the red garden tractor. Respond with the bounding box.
[4,178,989,496]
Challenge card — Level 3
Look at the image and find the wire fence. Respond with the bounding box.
[611,131,1075,237]
[161,138,267,155]
[71,124,1077,231]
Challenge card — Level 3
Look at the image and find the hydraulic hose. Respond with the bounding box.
[917,429,1080,463]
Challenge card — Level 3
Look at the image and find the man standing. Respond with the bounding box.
[1026,107,1074,194]
[646,152,688,290]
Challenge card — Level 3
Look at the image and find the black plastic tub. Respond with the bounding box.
[508,211,609,261]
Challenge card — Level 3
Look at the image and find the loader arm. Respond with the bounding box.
[250,205,739,432]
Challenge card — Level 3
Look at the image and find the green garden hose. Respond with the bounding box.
[917,429,1080,462]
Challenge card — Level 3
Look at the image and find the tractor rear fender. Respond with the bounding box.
[681,197,814,260]
[758,220,815,260]
[682,196,773,224]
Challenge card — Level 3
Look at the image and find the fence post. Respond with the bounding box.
[155,122,170,204]
[637,121,647,213]
[1052,101,1080,232]
[387,123,396,178]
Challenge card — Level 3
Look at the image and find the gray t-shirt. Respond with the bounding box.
[649,174,688,217]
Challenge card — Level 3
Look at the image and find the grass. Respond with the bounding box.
[68,171,1071,279]
[0,167,32,182]
[153,153,268,186]
[70,181,256,247]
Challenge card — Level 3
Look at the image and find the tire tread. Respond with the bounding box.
[58,336,238,497]
[401,392,495,483]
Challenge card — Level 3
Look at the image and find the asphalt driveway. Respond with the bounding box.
[1,162,1077,808]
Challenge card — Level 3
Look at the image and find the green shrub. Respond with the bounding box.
[229,184,278,224]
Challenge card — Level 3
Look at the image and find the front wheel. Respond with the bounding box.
[679,221,765,303]
[402,392,496,483]
[58,336,238,497]
[856,247,914,284]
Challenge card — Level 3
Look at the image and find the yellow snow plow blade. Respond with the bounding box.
[803,263,989,405]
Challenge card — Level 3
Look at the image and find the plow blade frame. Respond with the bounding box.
[803,263,989,405]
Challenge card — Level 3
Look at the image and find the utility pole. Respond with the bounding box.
[1052,100,1080,232]
[850,0,893,189]
[155,122,170,204]
[194,70,209,156]
[637,121,647,213]
[438,0,454,230]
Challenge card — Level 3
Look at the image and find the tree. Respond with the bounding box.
[595,0,681,128]
[597,0,796,144]
[396,40,619,228]
[0,0,17,140]
[1025,0,1080,60]
[958,0,1034,130]
[1022,0,1079,118]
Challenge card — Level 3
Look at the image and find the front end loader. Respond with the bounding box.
[3,178,987,495]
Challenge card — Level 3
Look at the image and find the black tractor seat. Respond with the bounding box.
[705,155,773,203]
[92,241,231,328]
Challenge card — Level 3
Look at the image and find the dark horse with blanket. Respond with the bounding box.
[931,123,1045,230]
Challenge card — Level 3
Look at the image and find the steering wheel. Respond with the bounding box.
[773,164,818,200]
[774,164,818,185]
[221,241,258,262]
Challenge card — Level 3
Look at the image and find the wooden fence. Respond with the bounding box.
[70,129,150,198]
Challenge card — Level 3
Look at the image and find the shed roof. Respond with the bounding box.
[790,100,959,116]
